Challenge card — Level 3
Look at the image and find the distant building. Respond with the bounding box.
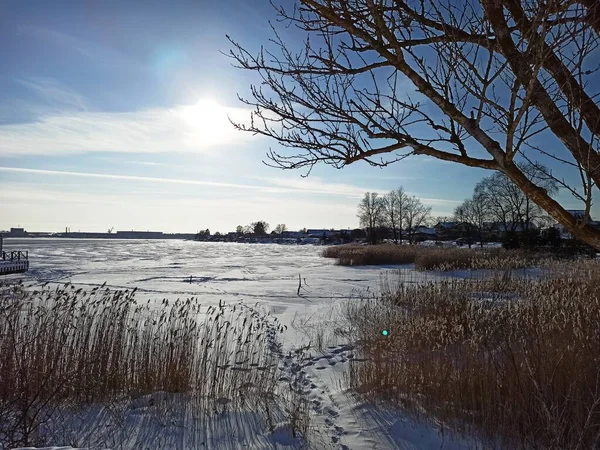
[307,229,331,238]
[414,225,436,234]
[115,231,164,239]
[493,222,537,233]
[306,229,349,238]
[9,227,27,237]
[413,226,437,241]
[434,221,459,230]
[282,231,305,238]
[434,221,460,239]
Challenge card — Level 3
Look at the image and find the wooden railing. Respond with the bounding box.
[1,250,28,261]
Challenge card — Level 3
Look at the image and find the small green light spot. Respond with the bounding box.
[382,329,389,336]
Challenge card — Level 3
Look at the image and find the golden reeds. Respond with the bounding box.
[345,260,600,448]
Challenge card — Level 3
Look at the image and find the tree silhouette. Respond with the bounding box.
[229,0,600,249]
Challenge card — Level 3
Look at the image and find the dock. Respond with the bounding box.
[0,237,29,275]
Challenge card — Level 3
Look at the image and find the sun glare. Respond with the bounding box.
[179,99,234,146]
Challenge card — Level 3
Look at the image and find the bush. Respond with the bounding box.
[501,230,520,249]
[540,227,562,248]
[344,262,600,448]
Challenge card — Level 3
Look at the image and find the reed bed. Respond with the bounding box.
[0,282,282,448]
[323,243,419,266]
[324,244,547,271]
[345,261,600,449]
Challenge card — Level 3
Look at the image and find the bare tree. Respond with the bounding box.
[229,0,600,249]
[435,216,453,225]
[454,194,489,247]
[521,162,559,229]
[382,187,408,244]
[357,192,385,244]
[404,196,432,243]
[475,172,526,233]
[274,223,288,234]
[454,201,475,247]
[475,164,558,234]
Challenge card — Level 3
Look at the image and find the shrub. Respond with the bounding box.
[345,263,600,448]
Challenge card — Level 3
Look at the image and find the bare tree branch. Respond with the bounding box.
[230,0,600,249]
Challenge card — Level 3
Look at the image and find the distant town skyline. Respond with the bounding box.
[0,1,590,233]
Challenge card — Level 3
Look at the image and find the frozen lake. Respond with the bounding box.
[2,238,401,346]
[3,238,387,300]
[2,238,481,449]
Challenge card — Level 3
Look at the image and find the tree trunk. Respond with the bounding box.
[505,164,600,249]
[369,225,377,245]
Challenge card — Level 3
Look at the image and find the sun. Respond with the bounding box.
[178,99,234,146]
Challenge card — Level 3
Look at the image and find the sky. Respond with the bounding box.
[0,0,589,233]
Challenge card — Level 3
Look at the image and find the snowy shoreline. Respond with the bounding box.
[2,239,487,449]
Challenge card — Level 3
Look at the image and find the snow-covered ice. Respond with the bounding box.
[3,238,445,349]
[3,238,484,449]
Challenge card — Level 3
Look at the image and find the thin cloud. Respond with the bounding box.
[16,77,88,112]
[124,161,169,167]
[0,102,254,156]
[0,167,373,199]
[0,167,277,192]
[352,174,423,181]
[260,176,376,198]
[16,25,144,73]
[0,168,463,204]
[263,176,461,205]
[419,197,462,206]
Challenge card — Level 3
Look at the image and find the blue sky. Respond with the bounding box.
[0,1,586,233]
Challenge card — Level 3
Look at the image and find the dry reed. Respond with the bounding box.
[345,261,600,448]
[324,244,548,271]
[0,282,282,448]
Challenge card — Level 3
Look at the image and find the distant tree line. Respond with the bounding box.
[452,164,568,249]
[357,188,432,244]
[355,163,588,251]
[208,221,289,237]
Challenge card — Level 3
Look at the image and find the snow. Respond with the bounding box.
[4,238,437,350]
[417,240,503,249]
[3,238,487,449]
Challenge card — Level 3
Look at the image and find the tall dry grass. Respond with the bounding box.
[323,244,418,266]
[345,261,600,449]
[0,282,282,448]
[324,244,548,271]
